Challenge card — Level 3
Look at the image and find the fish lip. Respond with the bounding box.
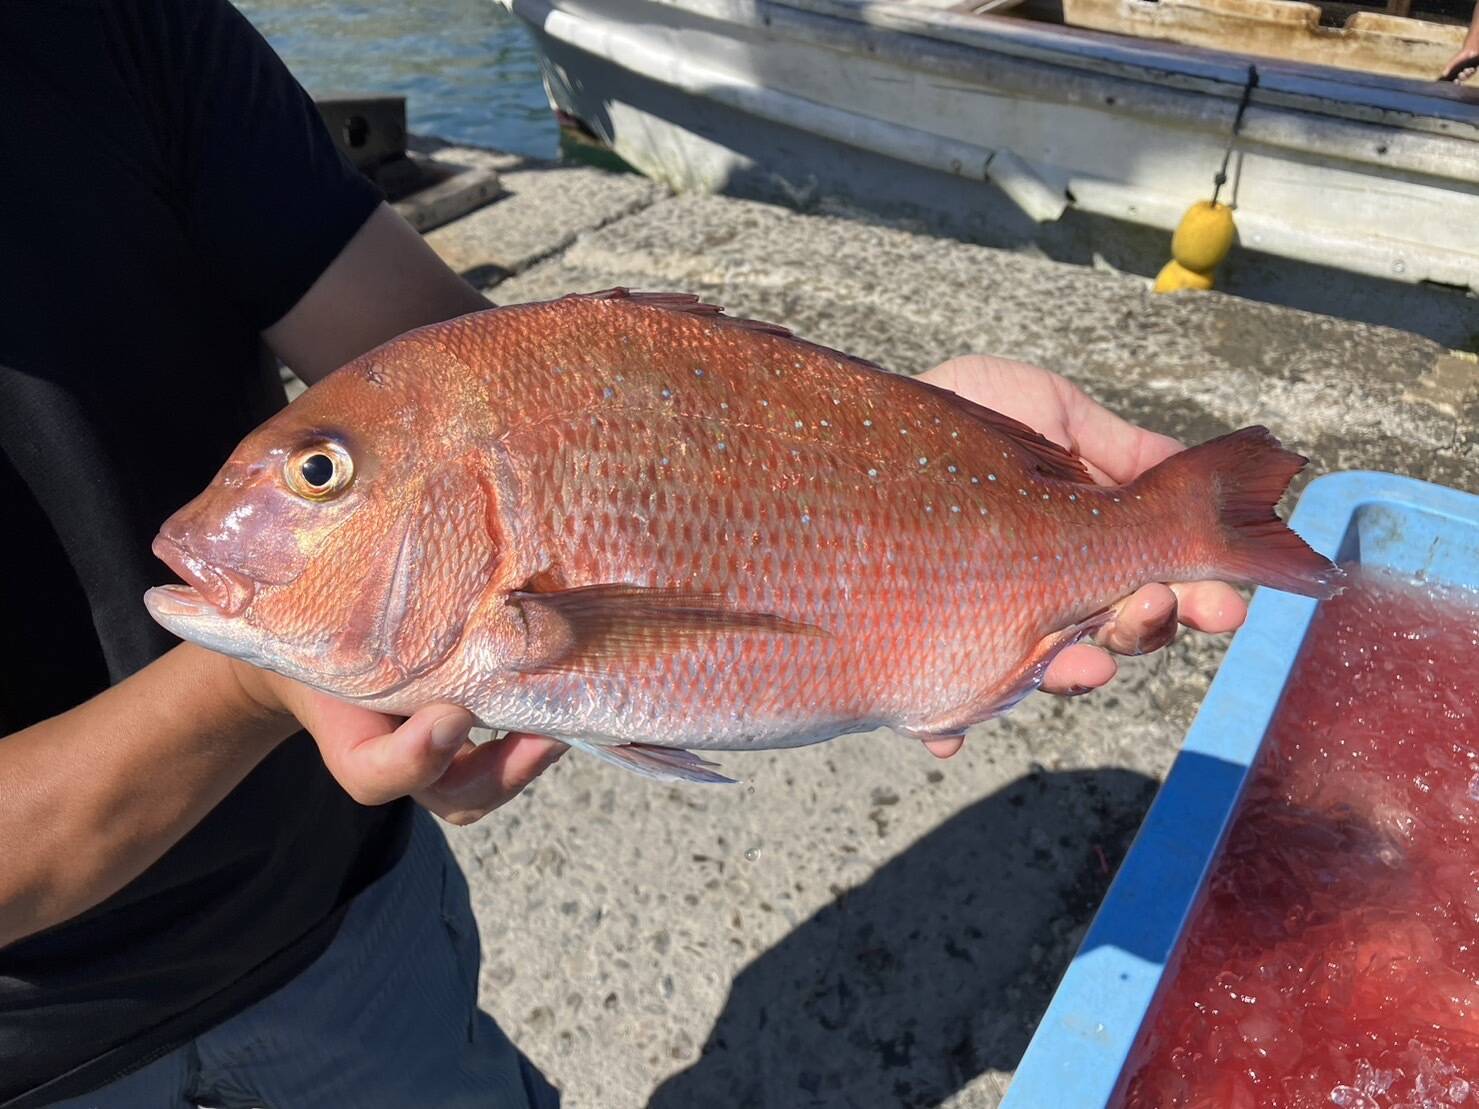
[151,536,257,617]
[144,583,214,619]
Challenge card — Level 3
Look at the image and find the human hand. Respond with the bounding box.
[915,355,1248,758]
[1440,41,1479,82]
[231,663,565,824]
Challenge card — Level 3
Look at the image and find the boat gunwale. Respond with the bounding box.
[633,0,1479,137]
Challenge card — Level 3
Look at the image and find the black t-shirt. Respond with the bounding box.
[0,2,412,1104]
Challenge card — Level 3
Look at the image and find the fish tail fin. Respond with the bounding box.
[1137,426,1342,598]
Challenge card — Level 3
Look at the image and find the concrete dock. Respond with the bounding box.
[412,140,1479,1108]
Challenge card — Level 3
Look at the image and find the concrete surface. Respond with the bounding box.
[420,143,662,284]
[411,148,1478,1108]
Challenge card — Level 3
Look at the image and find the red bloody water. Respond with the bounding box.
[1118,566,1479,1109]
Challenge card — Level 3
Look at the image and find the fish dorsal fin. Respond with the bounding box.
[570,289,895,373]
[896,374,1096,485]
[511,582,826,676]
[570,290,1094,483]
[571,288,795,340]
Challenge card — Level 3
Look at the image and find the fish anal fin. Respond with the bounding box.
[571,739,736,784]
[901,610,1113,736]
[896,727,966,742]
[512,583,826,676]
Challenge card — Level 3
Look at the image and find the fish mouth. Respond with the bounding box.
[150,536,257,617]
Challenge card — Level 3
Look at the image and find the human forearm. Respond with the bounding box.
[0,644,295,947]
[263,203,491,384]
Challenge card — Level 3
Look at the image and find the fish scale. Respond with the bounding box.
[147,289,1342,783]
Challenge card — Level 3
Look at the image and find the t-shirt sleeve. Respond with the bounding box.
[154,0,383,330]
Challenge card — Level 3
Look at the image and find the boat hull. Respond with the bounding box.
[505,0,1479,343]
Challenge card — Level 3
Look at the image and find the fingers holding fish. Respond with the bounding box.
[1051,579,1246,679]
[1058,380,1184,487]
[920,734,965,759]
[920,353,1183,487]
[1097,583,1181,657]
[300,699,477,807]
[1169,580,1247,634]
[414,731,568,826]
[1042,642,1119,696]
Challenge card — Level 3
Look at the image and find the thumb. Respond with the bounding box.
[303,697,476,806]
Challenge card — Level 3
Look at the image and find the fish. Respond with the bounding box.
[146,289,1341,784]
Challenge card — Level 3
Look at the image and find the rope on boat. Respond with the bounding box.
[1211,65,1260,206]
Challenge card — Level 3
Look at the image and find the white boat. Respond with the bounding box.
[499,0,1479,344]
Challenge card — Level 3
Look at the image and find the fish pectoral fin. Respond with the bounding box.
[510,583,826,676]
[570,738,737,785]
[900,609,1114,735]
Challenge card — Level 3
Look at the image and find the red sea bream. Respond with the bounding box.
[146,291,1340,782]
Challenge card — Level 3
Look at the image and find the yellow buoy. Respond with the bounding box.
[1154,200,1236,293]
[1153,259,1215,293]
[1172,201,1236,273]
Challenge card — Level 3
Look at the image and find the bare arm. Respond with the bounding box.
[0,641,559,947]
[263,202,491,383]
[1,206,555,948]
[0,646,290,947]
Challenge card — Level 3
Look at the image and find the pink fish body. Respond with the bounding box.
[147,291,1338,782]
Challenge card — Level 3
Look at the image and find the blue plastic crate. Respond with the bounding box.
[1003,471,1479,1109]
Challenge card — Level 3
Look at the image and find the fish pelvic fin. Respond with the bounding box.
[1136,426,1342,598]
[569,738,737,785]
[510,583,827,677]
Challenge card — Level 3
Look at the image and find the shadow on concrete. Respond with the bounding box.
[647,766,1159,1109]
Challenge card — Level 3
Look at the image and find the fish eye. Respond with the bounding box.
[284,441,354,500]
[301,454,334,487]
